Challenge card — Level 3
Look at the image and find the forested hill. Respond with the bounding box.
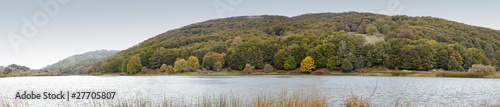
[44,49,119,74]
[90,12,500,74]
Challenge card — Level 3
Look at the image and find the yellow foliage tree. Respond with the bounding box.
[187,56,200,69]
[174,59,188,73]
[300,56,316,73]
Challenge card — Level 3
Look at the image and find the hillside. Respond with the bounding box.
[43,49,119,74]
[91,12,500,74]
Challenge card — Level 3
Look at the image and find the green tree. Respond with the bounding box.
[341,59,353,72]
[300,56,316,73]
[121,57,131,73]
[326,56,340,70]
[344,26,351,32]
[365,26,378,35]
[273,49,288,69]
[284,56,297,70]
[448,59,462,71]
[150,48,165,69]
[127,55,143,74]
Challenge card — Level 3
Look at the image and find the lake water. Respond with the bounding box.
[0,75,499,106]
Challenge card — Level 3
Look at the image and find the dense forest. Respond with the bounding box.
[43,50,119,74]
[89,12,500,74]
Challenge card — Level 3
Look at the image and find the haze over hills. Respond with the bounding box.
[81,12,500,74]
[43,49,120,74]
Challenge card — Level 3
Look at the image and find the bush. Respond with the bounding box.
[141,67,147,73]
[468,64,496,73]
[166,65,174,74]
[264,64,273,73]
[160,64,168,72]
[244,64,255,74]
[213,61,223,72]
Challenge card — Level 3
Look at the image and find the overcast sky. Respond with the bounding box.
[1,0,499,69]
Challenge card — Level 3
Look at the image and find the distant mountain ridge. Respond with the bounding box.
[43,49,119,74]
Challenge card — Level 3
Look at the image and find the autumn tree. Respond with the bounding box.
[174,59,189,73]
[300,56,316,73]
[187,56,200,69]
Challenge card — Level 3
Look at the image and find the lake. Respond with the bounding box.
[0,75,499,106]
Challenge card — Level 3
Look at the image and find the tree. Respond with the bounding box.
[100,55,124,73]
[174,59,189,73]
[365,26,378,35]
[202,52,226,70]
[357,25,365,34]
[87,61,103,74]
[160,64,168,72]
[448,59,462,71]
[264,64,273,73]
[379,24,391,34]
[484,43,494,60]
[150,48,165,69]
[344,26,351,32]
[300,56,316,73]
[284,56,297,70]
[273,49,288,69]
[121,57,131,73]
[213,61,223,72]
[127,55,143,74]
[243,64,255,74]
[187,56,200,69]
[326,56,340,70]
[341,59,353,72]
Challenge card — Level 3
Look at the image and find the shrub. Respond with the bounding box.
[244,64,255,74]
[141,67,147,73]
[213,61,223,72]
[468,64,496,73]
[264,64,273,73]
[160,64,167,72]
[166,65,174,74]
